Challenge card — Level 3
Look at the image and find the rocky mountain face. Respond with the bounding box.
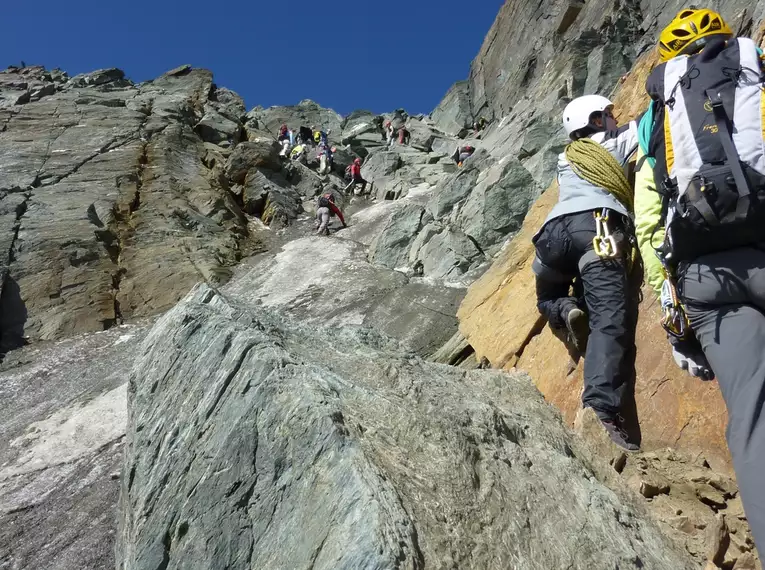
[1,1,764,569]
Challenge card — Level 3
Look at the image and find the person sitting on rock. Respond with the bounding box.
[344,158,367,195]
[452,145,475,166]
[315,192,346,235]
[531,94,642,452]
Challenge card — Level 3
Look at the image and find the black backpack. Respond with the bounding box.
[317,195,331,208]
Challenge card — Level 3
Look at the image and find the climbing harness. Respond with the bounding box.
[593,209,618,258]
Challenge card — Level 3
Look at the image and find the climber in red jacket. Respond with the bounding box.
[315,193,346,235]
[344,158,368,195]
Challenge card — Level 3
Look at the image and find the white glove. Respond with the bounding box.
[670,337,714,381]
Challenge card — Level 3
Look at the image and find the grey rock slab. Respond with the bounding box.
[361,150,402,180]
[404,118,437,152]
[195,104,243,145]
[222,236,461,355]
[224,237,407,327]
[0,323,147,570]
[0,66,253,342]
[338,184,434,247]
[430,80,472,136]
[415,227,485,282]
[426,165,480,220]
[457,157,535,253]
[224,139,282,184]
[368,204,427,270]
[117,283,698,570]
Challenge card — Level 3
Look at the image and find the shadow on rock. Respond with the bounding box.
[0,275,28,359]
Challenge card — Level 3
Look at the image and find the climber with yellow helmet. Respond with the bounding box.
[531,94,643,451]
[634,7,765,554]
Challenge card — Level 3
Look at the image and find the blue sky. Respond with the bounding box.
[3,0,504,116]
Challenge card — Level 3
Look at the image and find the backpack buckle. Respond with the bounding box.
[593,209,619,258]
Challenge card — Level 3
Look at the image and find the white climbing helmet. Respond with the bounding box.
[562,95,614,138]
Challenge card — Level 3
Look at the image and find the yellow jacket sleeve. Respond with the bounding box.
[633,147,665,298]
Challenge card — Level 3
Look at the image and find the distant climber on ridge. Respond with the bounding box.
[531,94,642,452]
[633,7,765,553]
[452,145,475,166]
[398,126,410,145]
[385,120,395,148]
[297,125,313,146]
[290,144,306,164]
[473,116,487,136]
[315,192,346,235]
[344,158,368,195]
[277,124,293,157]
[313,128,328,147]
[317,144,333,176]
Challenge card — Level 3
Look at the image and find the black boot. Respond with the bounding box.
[598,414,639,452]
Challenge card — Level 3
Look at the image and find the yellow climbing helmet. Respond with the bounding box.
[658,8,732,62]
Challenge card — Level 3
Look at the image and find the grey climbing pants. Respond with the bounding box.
[678,246,765,555]
[316,207,331,234]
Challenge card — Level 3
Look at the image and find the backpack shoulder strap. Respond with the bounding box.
[637,103,657,170]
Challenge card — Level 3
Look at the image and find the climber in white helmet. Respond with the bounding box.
[531,94,644,451]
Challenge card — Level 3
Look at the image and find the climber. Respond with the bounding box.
[315,192,346,235]
[634,8,765,553]
[297,125,313,146]
[531,94,642,452]
[313,128,328,147]
[451,145,475,166]
[290,144,306,164]
[344,158,367,195]
[473,116,487,135]
[277,124,293,157]
[397,126,410,145]
[385,121,395,148]
[317,144,333,176]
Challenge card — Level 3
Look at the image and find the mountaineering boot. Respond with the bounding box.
[565,307,589,352]
[599,415,639,452]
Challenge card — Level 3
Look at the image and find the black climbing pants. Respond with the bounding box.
[344,177,367,194]
[678,246,765,555]
[533,210,640,418]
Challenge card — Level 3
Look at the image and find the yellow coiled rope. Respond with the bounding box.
[565,137,634,213]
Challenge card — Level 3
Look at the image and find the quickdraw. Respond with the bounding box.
[659,265,690,339]
[593,209,619,258]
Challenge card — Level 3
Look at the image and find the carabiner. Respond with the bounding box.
[592,209,618,258]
